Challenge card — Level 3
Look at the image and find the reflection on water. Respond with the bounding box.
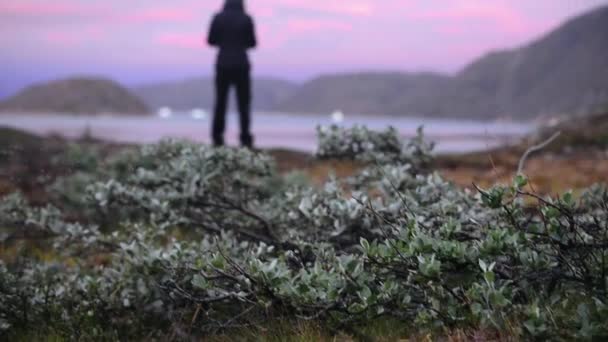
[0,112,534,153]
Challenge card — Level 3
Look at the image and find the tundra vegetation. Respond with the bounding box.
[1,125,607,340]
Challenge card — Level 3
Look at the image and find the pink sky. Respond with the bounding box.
[0,0,606,95]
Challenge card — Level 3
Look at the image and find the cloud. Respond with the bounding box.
[414,2,532,35]
[252,0,375,17]
[123,8,198,24]
[1,0,602,80]
[0,1,90,16]
[157,33,204,49]
[0,1,207,24]
[44,30,97,45]
[286,18,353,34]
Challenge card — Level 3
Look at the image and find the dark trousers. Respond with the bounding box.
[212,67,253,147]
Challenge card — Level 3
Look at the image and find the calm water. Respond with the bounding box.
[0,112,534,153]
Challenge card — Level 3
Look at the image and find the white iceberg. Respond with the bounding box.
[331,110,345,123]
[191,108,208,120]
[158,107,173,119]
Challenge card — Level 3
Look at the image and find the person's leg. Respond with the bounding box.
[235,67,253,148]
[212,68,230,146]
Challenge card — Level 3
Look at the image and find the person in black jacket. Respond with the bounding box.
[207,0,257,148]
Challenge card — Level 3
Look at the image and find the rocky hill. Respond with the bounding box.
[0,78,150,115]
[273,72,449,115]
[275,5,608,119]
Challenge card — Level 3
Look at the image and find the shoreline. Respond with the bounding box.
[1,124,606,201]
[0,113,532,155]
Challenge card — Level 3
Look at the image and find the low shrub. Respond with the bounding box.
[1,127,607,340]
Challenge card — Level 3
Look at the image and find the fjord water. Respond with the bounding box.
[0,112,533,153]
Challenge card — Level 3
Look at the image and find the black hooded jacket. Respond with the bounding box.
[207,0,257,68]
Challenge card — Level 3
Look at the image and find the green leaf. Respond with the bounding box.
[360,238,370,251]
[358,285,372,301]
[484,271,495,284]
[471,303,483,315]
[489,292,508,307]
[191,274,208,289]
[562,191,574,206]
[479,259,488,272]
[514,174,528,189]
[211,255,226,269]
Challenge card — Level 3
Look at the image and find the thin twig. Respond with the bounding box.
[517,131,561,175]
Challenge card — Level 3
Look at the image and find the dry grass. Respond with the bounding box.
[438,152,608,195]
[269,148,608,196]
[201,319,518,342]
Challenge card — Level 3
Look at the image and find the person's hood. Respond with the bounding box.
[224,0,244,12]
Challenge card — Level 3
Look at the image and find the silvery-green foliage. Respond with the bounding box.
[316,125,434,168]
[1,128,608,339]
[86,140,279,234]
[275,177,380,246]
[350,166,500,242]
[48,171,99,214]
[0,262,16,332]
[0,260,108,337]
[0,192,99,248]
[51,143,101,173]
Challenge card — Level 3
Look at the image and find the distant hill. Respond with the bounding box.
[535,109,608,152]
[276,5,608,119]
[0,78,150,115]
[133,77,298,112]
[273,72,450,115]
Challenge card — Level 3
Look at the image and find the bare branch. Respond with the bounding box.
[517,131,561,175]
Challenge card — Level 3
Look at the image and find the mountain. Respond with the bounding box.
[0,78,149,115]
[276,6,608,119]
[274,72,450,115]
[457,5,608,118]
[133,77,298,112]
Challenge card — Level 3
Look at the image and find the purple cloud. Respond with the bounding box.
[0,0,606,89]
